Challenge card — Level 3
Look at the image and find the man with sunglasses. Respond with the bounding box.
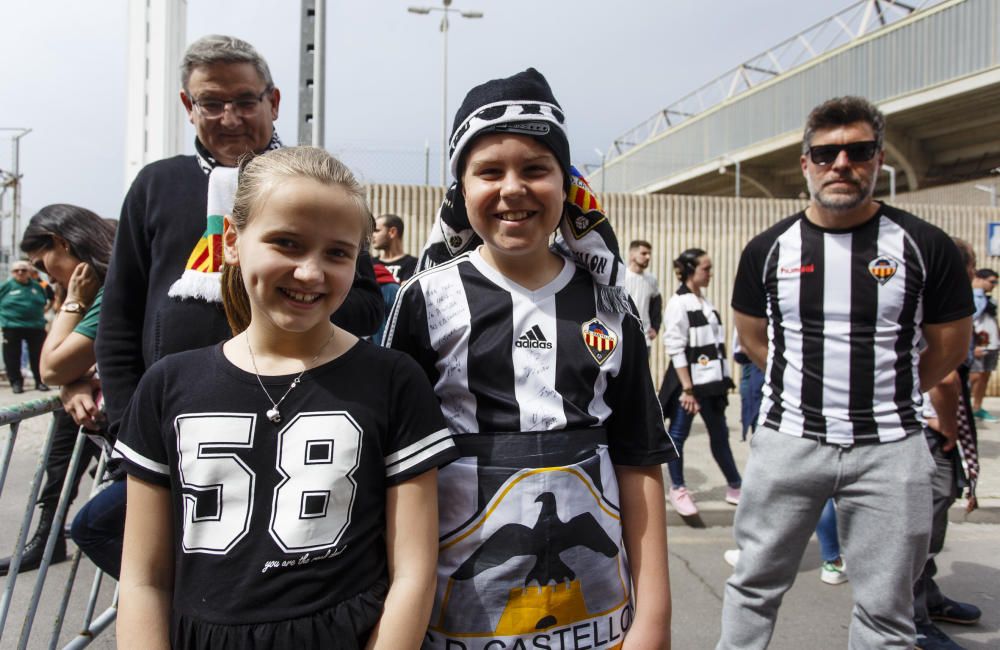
[720,97,974,649]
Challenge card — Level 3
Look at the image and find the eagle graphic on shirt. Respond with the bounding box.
[426,456,633,649]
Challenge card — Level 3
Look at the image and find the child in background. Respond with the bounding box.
[114,147,455,649]
[386,69,676,649]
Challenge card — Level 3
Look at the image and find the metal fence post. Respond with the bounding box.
[49,448,110,649]
[0,421,21,501]
[18,428,89,648]
[0,411,59,639]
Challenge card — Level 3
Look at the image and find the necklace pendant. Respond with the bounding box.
[266,407,281,423]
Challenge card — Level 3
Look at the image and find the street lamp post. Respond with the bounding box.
[1,128,31,264]
[881,163,896,201]
[974,183,998,208]
[408,1,483,186]
[0,171,14,266]
[594,148,606,194]
[313,0,326,148]
[719,155,741,198]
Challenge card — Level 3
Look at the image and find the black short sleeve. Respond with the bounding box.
[383,353,457,485]
[731,234,772,318]
[112,361,171,488]
[603,314,679,466]
[920,227,975,324]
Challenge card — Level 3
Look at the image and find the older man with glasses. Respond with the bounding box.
[97,35,382,452]
[92,38,383,593]
[0,261,50,393]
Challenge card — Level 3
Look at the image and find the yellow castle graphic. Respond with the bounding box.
[495,579,591,635]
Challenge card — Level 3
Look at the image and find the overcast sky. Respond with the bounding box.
[2,0,840,226]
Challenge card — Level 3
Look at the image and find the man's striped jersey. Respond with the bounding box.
[731,204,973,445]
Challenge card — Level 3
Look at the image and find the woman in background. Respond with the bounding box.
[660,248,741,518]
[1,204,118,577]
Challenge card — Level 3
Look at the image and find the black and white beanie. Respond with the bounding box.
[419,68,634,318]
[448,68,571,181]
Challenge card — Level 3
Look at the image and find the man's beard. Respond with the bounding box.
[807,168,876,212]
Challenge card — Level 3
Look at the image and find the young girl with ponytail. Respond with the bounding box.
[114,147,455,649]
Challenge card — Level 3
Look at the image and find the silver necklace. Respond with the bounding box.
[246,330,336,423]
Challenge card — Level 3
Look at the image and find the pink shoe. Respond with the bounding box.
[669,486,699,516]
[725,486,741,506]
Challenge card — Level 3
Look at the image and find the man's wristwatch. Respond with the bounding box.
[61,301,86,314]
[682,387,694,395]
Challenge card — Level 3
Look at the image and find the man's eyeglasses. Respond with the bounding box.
[191,89,272,119]
[807,140,879,166]
[11,268,29,274]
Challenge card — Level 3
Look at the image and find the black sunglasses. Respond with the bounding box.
[808,140,879,166]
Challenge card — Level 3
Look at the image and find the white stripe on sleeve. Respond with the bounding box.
[113,440,170,475]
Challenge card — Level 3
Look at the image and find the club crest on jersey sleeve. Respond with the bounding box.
[868,254,899,285]
[581,318,619,365]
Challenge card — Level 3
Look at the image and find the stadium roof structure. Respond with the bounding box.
[592,0,1000,198]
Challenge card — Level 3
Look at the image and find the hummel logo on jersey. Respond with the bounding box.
[515,325,553,349]
[779,264,815,275]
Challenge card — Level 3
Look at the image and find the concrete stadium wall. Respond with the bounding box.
[367,184,1000,394]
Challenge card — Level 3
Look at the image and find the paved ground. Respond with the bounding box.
[1,384,997,648]
[667,395,1000,527]
[667,523,999,649]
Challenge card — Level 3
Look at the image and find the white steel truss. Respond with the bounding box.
[604,0,937,160]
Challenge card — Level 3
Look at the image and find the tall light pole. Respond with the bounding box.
[974,183,997,208]
[0,171,14,266]
[408,1,483,186]
[594,148,606,194]
[298,0,326,146]
[719,155,741,198]
[881,163,896,201]
[1,128,31,264]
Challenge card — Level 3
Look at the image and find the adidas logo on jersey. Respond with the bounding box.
[515,325,553,349]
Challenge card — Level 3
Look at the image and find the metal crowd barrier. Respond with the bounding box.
[0,397,118,648]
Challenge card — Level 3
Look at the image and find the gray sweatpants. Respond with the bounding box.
[717,427,935,649]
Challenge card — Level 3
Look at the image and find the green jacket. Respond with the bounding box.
[0,278,48,329]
